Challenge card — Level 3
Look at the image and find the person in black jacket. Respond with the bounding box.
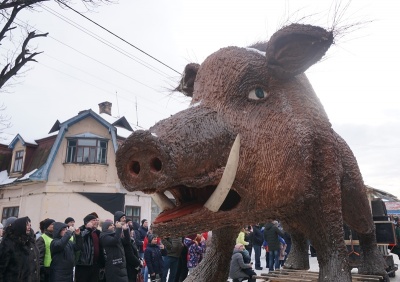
[75,213,106,282]
[144,234,164,282]
[50,222,82,282]
[114,211,141,282]
[0,216,40,282]
[263,220,284,271]
[100,221,129,282]
[251,224,264,270]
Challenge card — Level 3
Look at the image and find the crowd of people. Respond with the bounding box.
[229,219,292,282]
[0,212,208,282]
[1,214,398,282]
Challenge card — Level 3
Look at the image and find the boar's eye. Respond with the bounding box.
[248,87,267,100]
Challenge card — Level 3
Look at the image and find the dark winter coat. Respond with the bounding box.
[100,227,129,282]
[0,217,40,282]
[162,237,183,258]
[252,225,263,246]
[144,243,164,276]
[76,225,105,267]
[50,222,83,282]
[263,222,284,251]
[121,229,141,282]
[132,222,143,253]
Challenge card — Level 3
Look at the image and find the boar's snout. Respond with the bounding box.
[116,130,172,192]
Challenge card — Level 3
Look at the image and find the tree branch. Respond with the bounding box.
[0,31,48,89]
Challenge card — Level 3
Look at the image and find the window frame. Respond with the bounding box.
[125,205,141,224]
[65,137,108,164]
[1,206,19,226]
[13,150,24,172]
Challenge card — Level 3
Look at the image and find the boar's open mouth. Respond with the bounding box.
[152,135,241,224]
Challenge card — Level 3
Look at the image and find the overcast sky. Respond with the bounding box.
[0,0,399,198]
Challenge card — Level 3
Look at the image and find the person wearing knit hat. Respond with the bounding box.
[0,216,40,281]
[83,214,97,226]
[64,217,75,227]
[50,222,82,281]
[36,218,55,282]
[114,211,126,223]
[144,233,164,282]
[99,220,130,281]
[75,212,105,282]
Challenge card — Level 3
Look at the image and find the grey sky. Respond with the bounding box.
[1,0,399,198]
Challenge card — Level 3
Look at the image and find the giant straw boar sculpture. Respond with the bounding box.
[116,23,388,281]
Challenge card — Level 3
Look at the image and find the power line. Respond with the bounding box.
[55,0,181,75]
[40,3,176,82]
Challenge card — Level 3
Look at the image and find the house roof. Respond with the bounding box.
[0,107,137,185]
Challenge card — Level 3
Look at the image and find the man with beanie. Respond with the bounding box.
[36,218,55,282]
[114,211,141,282]
[75,213,105,282]
[64,217,75,227]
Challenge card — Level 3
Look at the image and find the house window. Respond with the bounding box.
[125,206,141,223]
[13,150,24,172]
[65,138,108,164]
[1,206,19,226]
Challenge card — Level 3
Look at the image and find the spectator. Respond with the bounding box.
[50,222,82,282]
[263,219,284,271]
[100,220,129,282]
[75,213,105,282]
[229,243,255,282]
[114,211,141,282]
[236,227,249,247]
[132,222,144,257]
[252,224,263,270]
[184,234,206,274]
[282,231,291,265]
[161,236,183,282]
[173,236,188,282]
[0,216,40,281]
[64,217,75,227]
[37,218,55,282]
[144,234,164,282]
[244,226,253,258]
[138,219,149,258]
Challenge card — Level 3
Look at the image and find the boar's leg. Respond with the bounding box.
[283,231,310,270]
[308,216,352,282]
[338,134,389,280]
[184,225,238,282]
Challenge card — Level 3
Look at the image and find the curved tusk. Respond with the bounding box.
[151,192,176,211]
[204,134,240,212]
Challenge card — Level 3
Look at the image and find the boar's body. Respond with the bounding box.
[116,24,387,282]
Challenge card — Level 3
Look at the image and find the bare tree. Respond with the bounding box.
[0,0,113,90]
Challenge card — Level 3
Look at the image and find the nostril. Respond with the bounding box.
[150,158,162,172]
[130,161,141,175]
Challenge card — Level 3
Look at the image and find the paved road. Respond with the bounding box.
[227,249,399,281]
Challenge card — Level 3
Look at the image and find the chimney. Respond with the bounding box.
[98,101,112,116]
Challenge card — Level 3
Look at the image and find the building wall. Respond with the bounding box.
[0,116,154,230]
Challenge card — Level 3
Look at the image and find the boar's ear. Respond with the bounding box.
[175,63,200,97]
[266,23,333,80]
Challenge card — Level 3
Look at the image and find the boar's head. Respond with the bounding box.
[116,24,334,236]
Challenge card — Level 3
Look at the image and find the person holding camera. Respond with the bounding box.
[49,222,83,282]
